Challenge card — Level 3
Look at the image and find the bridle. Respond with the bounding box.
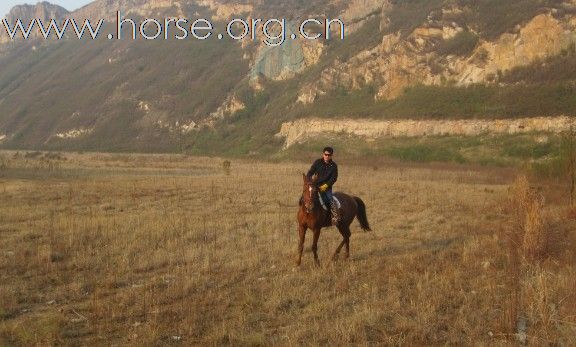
[303,181,317,214]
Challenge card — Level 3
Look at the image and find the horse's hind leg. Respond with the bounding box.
[296,224,307,266]
[332,227,347,261]
[341,225,352,259]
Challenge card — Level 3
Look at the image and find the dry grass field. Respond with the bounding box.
[0,150,575,345]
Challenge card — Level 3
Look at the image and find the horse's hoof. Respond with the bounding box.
[331,254,339,261]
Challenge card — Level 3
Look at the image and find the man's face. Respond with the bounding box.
[323,151,333,163]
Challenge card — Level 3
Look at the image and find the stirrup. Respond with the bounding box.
[330,205,340,225]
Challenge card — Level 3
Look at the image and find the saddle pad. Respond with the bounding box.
[318,193,341,211]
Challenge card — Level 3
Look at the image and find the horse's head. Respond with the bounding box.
[302,173,318,213]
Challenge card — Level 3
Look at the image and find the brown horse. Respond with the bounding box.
[297,173,371,266]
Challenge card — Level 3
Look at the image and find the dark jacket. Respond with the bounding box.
[307,158,338,188]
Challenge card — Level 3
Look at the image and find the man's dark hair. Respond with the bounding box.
[323,146,334,154]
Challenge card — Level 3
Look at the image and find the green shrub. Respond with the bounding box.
[437,30,479,57]
[0,154,8,170]
[501,141,555,159]
[458,0,560,40]
[500,47,576,84]
[222,160,231,175]
[386,144,466,163]
[387,0,444,35]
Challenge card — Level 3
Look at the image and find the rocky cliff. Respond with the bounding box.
[0,2,69,45]
[3,1,69,25]
[70,0,182,21]
[277,116,576,148]
[298,9,576,103]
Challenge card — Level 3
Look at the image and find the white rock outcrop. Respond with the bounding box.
[55,128,93,139]
[277,116,576,148]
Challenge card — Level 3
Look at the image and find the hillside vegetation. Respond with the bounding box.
[0,0,575,156]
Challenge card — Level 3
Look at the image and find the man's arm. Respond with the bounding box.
[327,164,338,187]
[306,160,318,180]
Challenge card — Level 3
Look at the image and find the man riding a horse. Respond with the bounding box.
[297,148,371,266]
[306,146,340,225]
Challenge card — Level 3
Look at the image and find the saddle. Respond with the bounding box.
[318,193,341,211]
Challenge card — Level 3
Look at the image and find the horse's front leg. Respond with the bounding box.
[312,228,321,267]
[296,224,307,266]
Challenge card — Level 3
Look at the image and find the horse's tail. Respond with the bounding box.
[353,196,371,232]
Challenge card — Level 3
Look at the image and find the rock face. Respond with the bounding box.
[298,10,576,102]
[196,0,252,21]
[3,1,69,24]
[71,0,182,21]
[148,93,245,133]
[339,0,390,33]
[249,20,325,82]
[0,2,69,45]
[277,117,576,148]
[55,128,93,139]
[200,94,245,127]
[251,28,306,81]
[455,14,574,85]
[248,0,390,82]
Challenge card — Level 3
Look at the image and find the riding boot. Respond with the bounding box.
[330,203,340,225]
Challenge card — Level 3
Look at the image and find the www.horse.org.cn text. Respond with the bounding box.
[1,11,346,47]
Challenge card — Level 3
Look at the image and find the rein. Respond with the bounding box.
[304,183,320,214]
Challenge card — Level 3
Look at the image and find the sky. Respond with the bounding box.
[1,0,93,19]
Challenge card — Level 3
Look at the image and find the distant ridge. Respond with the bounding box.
[0,0,575,154]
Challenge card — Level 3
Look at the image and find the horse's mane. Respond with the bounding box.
[298,196,304,206]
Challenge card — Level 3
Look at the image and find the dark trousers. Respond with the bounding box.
[321,188,333,208]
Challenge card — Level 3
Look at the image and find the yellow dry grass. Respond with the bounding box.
[0,151,574,345]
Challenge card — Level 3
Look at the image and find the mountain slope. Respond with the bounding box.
[1,0,576,154]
